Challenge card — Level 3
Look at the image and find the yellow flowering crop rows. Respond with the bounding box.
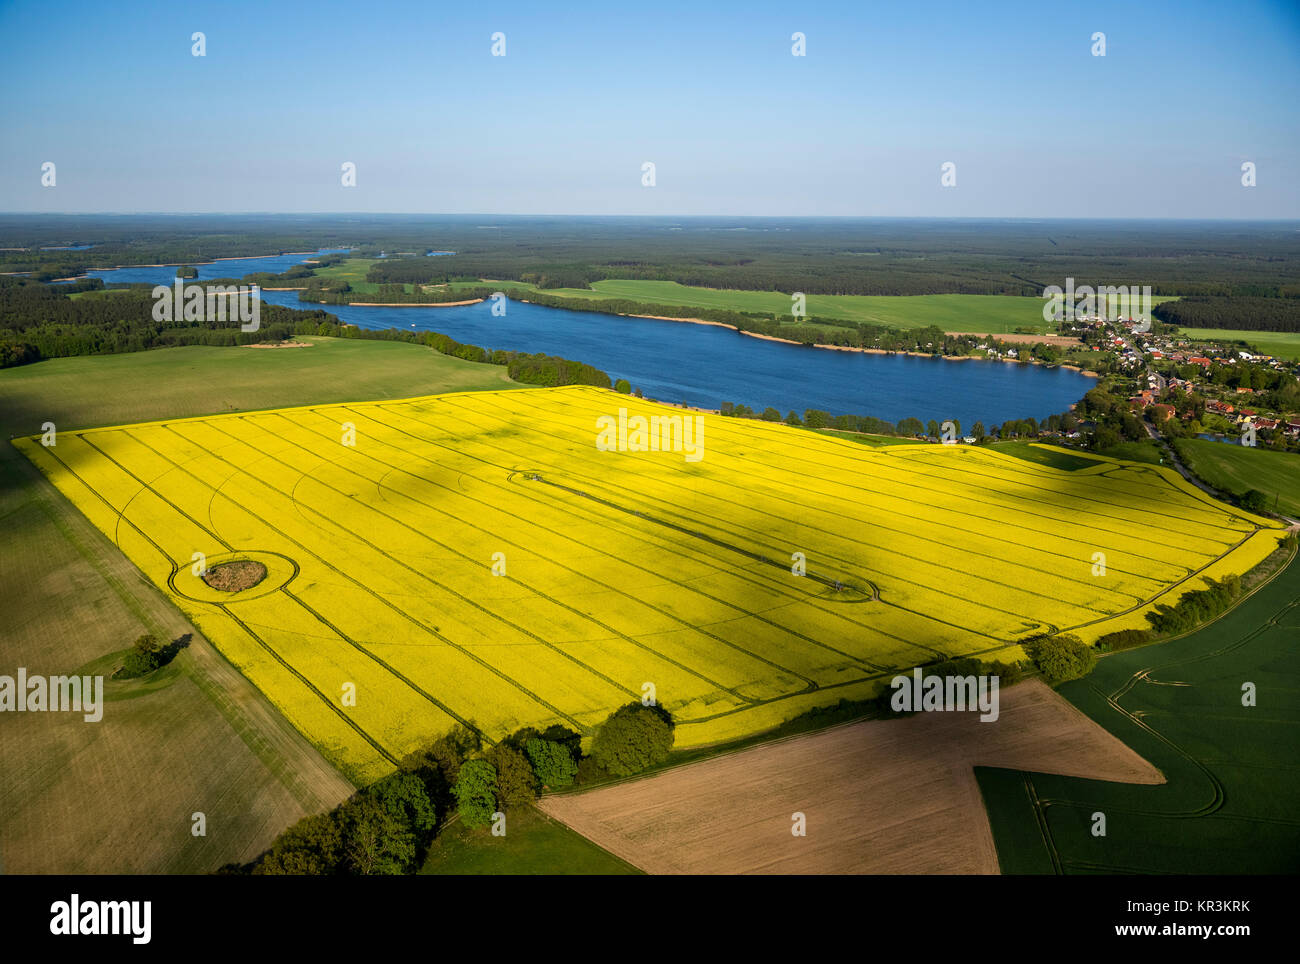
[17,386,1286,780]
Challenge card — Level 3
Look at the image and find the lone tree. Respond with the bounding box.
[1023,633,1097,685]
[452,759,498,829]
[590,702,675,776]
[614,378,632,394]
[117,633,163,679]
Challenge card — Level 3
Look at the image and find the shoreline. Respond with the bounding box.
[320,298,485,308]
[619,312,1099,377]
[63,250,327,277]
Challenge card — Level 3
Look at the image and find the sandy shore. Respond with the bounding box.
[339,298,484,307]
[624,312,739,331]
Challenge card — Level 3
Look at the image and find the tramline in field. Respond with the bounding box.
[18,386,1285,783]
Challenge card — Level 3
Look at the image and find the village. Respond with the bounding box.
[1059,311,1300,451]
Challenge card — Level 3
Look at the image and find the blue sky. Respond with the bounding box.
[1,0,1297,216]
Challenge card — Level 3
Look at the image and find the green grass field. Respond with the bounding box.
[299,260,1184,334]
[513,280,1060,332]
[1097,440,1165,465]
[1174,437,1300,517]
[301,257,382,293]
[1178,327,1300,361]
[0,336,518,434]
[988,440,1101,470]
[419,806,641,875]
[811,427,926,447]
[977,547,1300,873]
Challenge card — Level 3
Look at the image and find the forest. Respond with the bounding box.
[1152,295,1300,332]
[0,276,612,390]
[4,214,1299,299]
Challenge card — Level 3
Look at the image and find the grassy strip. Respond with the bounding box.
[419,806,641,875]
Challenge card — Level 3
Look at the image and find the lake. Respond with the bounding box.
[89,252,1094,426]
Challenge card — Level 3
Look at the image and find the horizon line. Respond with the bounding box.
[3,212,1300,224]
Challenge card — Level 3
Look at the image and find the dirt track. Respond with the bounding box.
[541,680,1161,874]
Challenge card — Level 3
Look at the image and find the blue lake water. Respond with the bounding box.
[88,251,1093,426]
[85,249,351,285]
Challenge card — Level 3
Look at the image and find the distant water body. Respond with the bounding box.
[89,251,1093,426]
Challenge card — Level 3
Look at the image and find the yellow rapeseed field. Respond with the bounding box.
[17,386,1286,782]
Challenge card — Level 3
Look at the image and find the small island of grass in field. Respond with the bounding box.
[419,805,640,875]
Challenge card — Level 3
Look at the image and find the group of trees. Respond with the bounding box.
[1147,575,1243,635]
[113,633,189,679]
[299,283,501,306]
[876,654,1026,715]
[0,278,616,392]
[720,400,1085,446]
[1154,296,1300,332]
[1022,633,1098,684]
[0,277,342,367]
[721,403,911,438]
[415,329,612,388]
[233,701,673,875]
[1070,385,1151,450]
[1094,557,1289,654]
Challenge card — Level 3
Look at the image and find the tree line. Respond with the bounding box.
[0,277,342,366]
[223,701,675,875]
[1153,296,1300,332]
[6,215,1298,300]
[0,278,613,391]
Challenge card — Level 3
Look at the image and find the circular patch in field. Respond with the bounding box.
[507,468,547,484]
[201,559,268,593]
[819,584,876,604]
[169,550,298,604]
[815,578,878,604]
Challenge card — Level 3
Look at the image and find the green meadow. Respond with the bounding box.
[1174,438,1300,518]
[0,336,518,434]
[1178,328,1300,361]
[512,280,1057,332]
[977,546,1300,874]
[419,806,640,875]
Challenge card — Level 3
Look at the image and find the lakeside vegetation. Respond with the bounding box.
[470,279,1096,333]
[0,276,612,389]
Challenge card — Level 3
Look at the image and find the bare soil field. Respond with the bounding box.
[540,680,1162,874]
[948,332,1082,347]
[202,560,268,593]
